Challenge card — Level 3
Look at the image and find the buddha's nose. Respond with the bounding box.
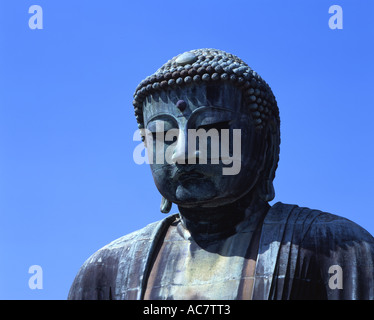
[170,129,188,164]
[170,129,199,165]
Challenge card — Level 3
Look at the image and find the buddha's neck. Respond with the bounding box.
[177,192,270,243]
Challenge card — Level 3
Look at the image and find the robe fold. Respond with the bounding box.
[68,202,374,300]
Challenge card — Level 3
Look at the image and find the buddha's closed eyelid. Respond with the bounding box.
[146,113,178,131]
[147,119,177,133]
[189,109,234,129]
[196,120,232,131]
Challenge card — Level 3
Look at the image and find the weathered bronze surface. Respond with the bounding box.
[68,49,374,300]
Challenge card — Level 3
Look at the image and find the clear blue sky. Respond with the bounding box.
[0,0,373,299]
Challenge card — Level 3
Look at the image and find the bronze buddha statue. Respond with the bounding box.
[68,49,374,300]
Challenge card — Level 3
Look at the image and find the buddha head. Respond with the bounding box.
[133,48,280,212]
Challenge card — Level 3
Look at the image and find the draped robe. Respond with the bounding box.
[68,202,374,300]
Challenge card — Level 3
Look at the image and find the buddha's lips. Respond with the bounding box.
[178,172,205,182]
[174,169,206,182]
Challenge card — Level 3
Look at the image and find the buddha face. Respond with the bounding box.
[142,82,268,208]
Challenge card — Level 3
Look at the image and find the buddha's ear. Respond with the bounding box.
[258,121,280,202]
[259,179,275,202]
[160,196,172,214]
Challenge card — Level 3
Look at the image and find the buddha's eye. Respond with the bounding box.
[147,120,175,133]
[146,119,179,146]
[197,120,231,131]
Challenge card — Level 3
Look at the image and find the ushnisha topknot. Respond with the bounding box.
[132,48,280,131]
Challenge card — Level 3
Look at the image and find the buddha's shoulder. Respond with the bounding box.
[274,202,374,244]
[308,210,373,245]
[79,214,178,265]
[94,215,178,256]
[102,220,162,250]
[68,215,178,299]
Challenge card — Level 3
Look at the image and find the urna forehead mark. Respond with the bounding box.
[142,81,244,123]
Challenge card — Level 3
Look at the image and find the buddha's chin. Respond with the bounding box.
[174,180,217,204]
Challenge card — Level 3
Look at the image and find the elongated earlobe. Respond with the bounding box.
[160,196,172,213]
[259,179,275,202]
[258,124,278,203]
